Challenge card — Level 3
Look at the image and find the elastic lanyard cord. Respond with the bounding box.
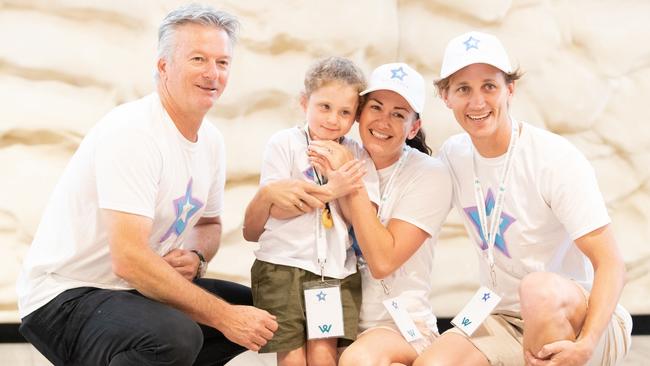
[471,118,520,289]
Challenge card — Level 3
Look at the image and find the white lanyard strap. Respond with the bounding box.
[377,147,410,224]
[303,124,334,280]
[472,119,520,287]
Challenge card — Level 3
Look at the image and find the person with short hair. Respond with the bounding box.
[16,4,277,365]
[414,30,632,366]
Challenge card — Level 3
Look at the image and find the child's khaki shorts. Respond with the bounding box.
[251,260,362,353]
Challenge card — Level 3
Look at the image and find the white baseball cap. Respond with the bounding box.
[439,31,512,79]
[360,62,425,114]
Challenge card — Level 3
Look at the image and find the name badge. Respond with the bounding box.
[304,280,345,339]
[382,296,423,342]
[451,286,501,336]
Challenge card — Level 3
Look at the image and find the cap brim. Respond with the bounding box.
[359,86,422,114]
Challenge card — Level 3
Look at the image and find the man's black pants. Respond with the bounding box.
[19,279,250,366]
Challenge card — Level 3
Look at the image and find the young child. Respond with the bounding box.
[244,57,379,365]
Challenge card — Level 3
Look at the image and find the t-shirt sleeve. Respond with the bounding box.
[95,127,161,219]
[260,131,293,185]
[202,130,226,217]
[542,143,610,240]
[391,158,453,238]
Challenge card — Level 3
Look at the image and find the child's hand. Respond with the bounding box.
[307,140,354,170]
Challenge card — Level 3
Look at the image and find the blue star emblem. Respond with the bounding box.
[160,178,204,242]
[316,291,327,302]
[482,292,490,302]
[463,36,480,51]
[463,188,514,258]
[390,66,407,81]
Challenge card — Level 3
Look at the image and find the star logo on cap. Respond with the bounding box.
[390,66,407,81]
[463,36,480,51]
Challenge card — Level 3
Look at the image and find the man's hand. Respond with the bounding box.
[162,248,199,281]
[219,304,278,351]
[525,339,593,366]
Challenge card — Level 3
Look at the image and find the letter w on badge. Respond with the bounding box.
[461,317,472,327]
[318,324,332,333]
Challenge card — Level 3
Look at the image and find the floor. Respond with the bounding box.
[1,337,648,365]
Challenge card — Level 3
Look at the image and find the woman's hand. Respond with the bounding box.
[321,159,367,199]
[264,179,327,218]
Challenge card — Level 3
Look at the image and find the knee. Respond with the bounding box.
[154,313,203,364]
[413,353,448,366]
[519,272,565,315]
[278,350,307,366]
[306,351,335,366]
[339,347,383,366]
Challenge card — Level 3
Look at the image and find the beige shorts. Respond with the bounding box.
[358,321,439,355]
[446,297,632,365]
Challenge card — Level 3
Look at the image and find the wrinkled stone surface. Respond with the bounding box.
[1,0,649,321]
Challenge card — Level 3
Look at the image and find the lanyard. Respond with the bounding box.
[303,124,336,280]
[376,147,410,294]
[377,147,410,224]
[472,119,520,289]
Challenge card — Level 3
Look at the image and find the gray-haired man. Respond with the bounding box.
[17,4,277,365]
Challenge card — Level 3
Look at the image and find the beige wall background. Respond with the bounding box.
[1,0,649,322]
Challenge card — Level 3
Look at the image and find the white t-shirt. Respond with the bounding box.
[440,122,610,312]
[17,93,226,318]
[359,147,453,333]
[254,126,379,279]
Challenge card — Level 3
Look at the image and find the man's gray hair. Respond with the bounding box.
[157,3,240,63]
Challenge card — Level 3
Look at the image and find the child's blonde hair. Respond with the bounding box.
[303,56,366,98]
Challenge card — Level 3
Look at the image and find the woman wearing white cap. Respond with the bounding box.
[308,63,452,365]
[414,31,632,366]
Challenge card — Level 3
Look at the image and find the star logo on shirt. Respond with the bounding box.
[463,188,514,258]
[160,178,204,242]
[482,292,491,302]
[463,36,480,51]
[390,66,407,81]
[303,166,315,181]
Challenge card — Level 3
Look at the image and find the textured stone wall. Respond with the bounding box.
[1,0,649,322]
